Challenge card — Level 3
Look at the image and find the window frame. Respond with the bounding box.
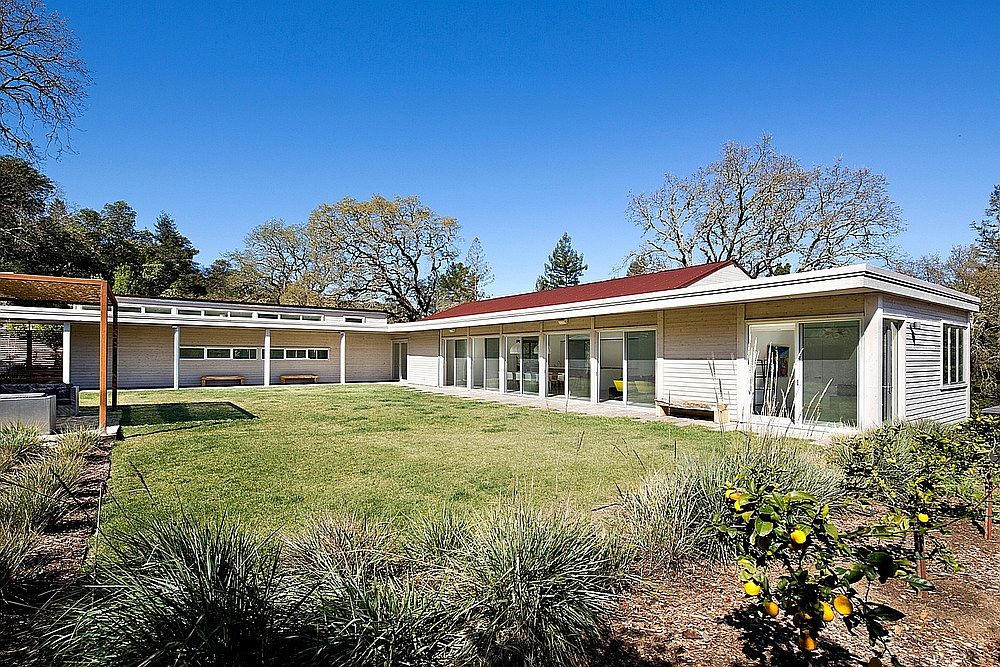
[269,347,330,361]
[179,346,260,361]
[941,323,967,388]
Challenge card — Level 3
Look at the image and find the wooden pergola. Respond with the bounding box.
[0,273,119,430]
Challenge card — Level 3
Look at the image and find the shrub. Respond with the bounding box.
[40,514,321,667]
[406,507,471,565]
[0,525,40,601]
[0,422,43,473]
[442,502,627,667]
[0,446,86,530]
[715,480,926,666]
[617,435,842,568]
[285,511,399,577]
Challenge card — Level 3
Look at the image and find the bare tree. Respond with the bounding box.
[308,195,461,321]
[0,0,89,157]
[626,136,903,277]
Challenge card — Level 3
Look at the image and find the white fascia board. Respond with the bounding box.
[114,295,387,318]
[0,306,390,333]
[390,264,979,332]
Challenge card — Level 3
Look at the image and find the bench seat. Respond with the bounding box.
[655,399,730,424]
[280,374,320,384]
[200,375,246,387]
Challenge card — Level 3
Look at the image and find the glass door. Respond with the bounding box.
[882,320,900,422]
[504,336,538,394]
[391,341,407,381]
[484,337,500,391]
[567,333,591,400]
[505,337,522,393]
[800,321,859,426]
[749,323,797,419]
[599,332,624,402]
[547,334,566,397]
[625,330,656,407]
[445,339,468,388]
[472,338,485,389]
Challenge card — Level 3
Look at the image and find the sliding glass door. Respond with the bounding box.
[444,339,467,388]
[801,321,859,426]
[598,330,656,407]
[504,336,538,394]
[547,335,566,397]
[391,341,407,381]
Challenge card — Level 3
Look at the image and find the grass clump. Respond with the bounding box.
[616,435,842,570]
[0,422,43,473]
[40,514,321,667]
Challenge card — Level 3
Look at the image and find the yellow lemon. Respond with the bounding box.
[763,600,779,617]
[790,529,807,545]
[821,602,835,622]
[726,489,741,501]
[798,633,817,652]
[917,513,929,523]
[743,581,762,596]
[833,594,853,616]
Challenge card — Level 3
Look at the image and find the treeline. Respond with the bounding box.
[0,156,492,319]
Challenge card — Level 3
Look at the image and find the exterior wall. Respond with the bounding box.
[70,323,174,389]
[269,330,342,384]
[405,331,440,386]
[744,294,865,321]
[693,263,750,285]
[660,305,739,408]
[344,332,392,382]
[882,296,971,424]
[180,327,267,386]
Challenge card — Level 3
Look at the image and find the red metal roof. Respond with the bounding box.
[423,261,739,321]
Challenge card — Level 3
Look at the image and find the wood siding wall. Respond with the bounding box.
[882,296,970,423]
[344,333,392,382]
[660,305,739,407]
[405,331,440,386]
[71,324,174,389]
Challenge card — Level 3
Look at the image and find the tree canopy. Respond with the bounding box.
[536,233,587,290]
[626,136,904,278]
[0,0,89,158]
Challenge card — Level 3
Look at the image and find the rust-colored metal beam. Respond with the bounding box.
[98,281,108,431]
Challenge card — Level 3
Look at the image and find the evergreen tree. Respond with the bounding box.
[536,232,587,290]
[974,184,1000,263]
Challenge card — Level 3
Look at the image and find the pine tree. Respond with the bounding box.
[536,233,587,290]
[974,184,1000,263]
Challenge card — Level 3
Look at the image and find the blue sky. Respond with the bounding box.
[41,1,1000,295]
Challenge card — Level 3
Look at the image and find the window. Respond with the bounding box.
[117,306,142,313]
[301,314,322,321]
[308,348,329,360]
[178,308,202,316]
[285,349,307,359]
[258,313,279,320]
[229,311,253,318]
[233,348,258,360]
[280,313,302,320]
[206,348,231,359]
[942,324,966,386]
[204,309,228,317]
[144,306,172,314]
[270,348,284,359]
[345,316,364,323]
[179,347,205,359]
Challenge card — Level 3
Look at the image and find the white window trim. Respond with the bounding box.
[179,346,259,361]
[941,322,968,389]
[269,347,331,361]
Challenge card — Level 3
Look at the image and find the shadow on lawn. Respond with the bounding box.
[114,401,257,436]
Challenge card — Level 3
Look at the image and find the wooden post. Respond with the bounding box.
[98,283,108,431]
[111,302,119,409]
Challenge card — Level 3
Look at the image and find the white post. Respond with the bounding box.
[537,323,546,399]
[589,321,599,404]
[339,331,347,384]
[172,325,180,389]
[263,328,271,386]
[498,331,507,393]
[466,336,473,389]
[62,323,71,384]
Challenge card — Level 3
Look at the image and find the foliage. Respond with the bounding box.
[834,423,963,572]
[40,514,322,667]
[1,439,86,530]
[308,195,463,320]
[617,435,842,569]
[716,481,925,665]
[536,232,587,290]
[433,501,627,667]
[0,0,90,158]
[626,135,903,278]
[951,415,1000,529]
[0,525,39,600]
[0,420,43,473]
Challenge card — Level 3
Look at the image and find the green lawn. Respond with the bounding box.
[87,385,725,531]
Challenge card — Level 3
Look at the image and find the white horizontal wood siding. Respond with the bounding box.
[269,330,342,384]
[180,327,267,386]
[70,324,174,389]
[405,331,440,387]
[692,263,750,285]
[344,333,392,382]
[660,305,739,407]
[882,296,971,423]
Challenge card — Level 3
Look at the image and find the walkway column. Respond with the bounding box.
[339,331,347,384]
[263,329,271,386]
[62,323,71,384]
[172,326,180,389]
[537,323,546,398]
[589,321,599,404]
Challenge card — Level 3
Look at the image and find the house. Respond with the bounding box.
[0,261,979,433]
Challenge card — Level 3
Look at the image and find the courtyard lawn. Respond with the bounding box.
[88,384,724,531]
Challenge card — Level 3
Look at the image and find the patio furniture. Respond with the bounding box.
[0,392,56,433]
[280,374,319,384]
[0,383,79,416]
[200,375,246,386]
[656,398,730,424]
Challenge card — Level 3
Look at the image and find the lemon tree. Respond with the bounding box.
[717,480,930,665]
[952,415,1000,539]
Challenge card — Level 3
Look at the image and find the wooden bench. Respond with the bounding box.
[200,375,246,387]
[279,374,320,384]
[655,399,730,424]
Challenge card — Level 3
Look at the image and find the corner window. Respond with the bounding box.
[942,324,966,386]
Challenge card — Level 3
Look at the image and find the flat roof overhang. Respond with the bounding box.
[390,264,981,332]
